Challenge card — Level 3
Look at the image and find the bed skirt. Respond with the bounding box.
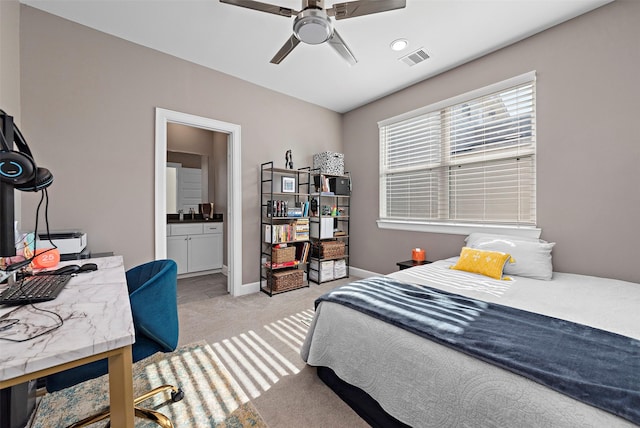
[317,366,410,428]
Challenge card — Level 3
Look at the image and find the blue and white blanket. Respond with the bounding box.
[316,276,640,425]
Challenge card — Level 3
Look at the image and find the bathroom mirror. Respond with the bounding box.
[166,154,206,214]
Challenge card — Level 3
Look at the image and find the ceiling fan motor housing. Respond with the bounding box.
[293,9,333,44]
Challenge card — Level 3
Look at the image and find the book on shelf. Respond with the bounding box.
[301,201,310,217]
[265,219,310,243]
[295,218,309,241]
[295,241,311,264]
[265,260,299,269]
[287,207,303,217]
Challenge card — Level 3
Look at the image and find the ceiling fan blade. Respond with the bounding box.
[327,29,357,66]
[219,0,298,17]
[270,34,301,64]
[327,0,406,20]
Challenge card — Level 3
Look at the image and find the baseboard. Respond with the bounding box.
[236,281,260,296]
[176,265,229,280]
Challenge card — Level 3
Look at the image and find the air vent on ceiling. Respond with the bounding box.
[399,48,430,66]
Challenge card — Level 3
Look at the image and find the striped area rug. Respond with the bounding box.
[31,341,268,427]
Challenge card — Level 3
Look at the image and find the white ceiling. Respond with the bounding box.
[21,0,612,113]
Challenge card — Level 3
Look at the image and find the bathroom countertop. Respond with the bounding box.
[167,218,223,224]
[167,213,223,224]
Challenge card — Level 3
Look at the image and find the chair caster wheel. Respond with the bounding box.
[172,388,184,402]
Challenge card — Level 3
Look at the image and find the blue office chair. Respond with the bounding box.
[46,259,184,428]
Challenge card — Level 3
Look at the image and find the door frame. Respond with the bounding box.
[154,108,243,296]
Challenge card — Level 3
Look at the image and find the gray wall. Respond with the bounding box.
[17,5,342,282]
[11,1,640,285]
[0,0,20,117]
[344,0,640,283]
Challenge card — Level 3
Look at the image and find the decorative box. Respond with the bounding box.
[272,246,296,264]
[268,269,303,292]
[313,151,345,176]
[312,240,345,259]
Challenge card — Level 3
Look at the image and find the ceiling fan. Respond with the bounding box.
[220,0,407,65]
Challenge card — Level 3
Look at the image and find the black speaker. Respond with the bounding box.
[329,177,350,195]
[0,111,53,192]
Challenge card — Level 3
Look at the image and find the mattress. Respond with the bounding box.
[301,258,640,427]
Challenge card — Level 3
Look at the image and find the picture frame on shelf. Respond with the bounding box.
[281,176,296,193]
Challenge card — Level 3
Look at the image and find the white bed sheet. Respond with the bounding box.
[301,259,640,427]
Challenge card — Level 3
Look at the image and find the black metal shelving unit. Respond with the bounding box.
[308,170,350,284]
[260,161,311,296]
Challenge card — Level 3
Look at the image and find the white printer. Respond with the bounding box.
[35,231,87,255]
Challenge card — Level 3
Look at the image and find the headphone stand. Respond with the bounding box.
[0,112,16,257]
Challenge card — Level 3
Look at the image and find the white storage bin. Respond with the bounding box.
[310,217,334,239]
[334,259,347,279]
[310,260,335,282]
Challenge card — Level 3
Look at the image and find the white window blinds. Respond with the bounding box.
[379,72,536,227]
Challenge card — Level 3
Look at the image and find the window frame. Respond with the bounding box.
[377,71,540,238]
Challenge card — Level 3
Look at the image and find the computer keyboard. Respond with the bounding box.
[0,275,72,305]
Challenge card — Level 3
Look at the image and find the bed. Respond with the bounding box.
[301,234,640,427]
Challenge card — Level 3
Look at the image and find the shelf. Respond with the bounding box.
[260,284,309,295]
[264,192,310,197]
[310,235,349,240]
[309,216,349,220]
[262,216,309,221]
[263,166,307,174]
[263,239,309,245]
[310,254,350,262]
[263,261,302,270]
[310,193,350,198]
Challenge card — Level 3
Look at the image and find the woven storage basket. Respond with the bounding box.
[272,246,296,263]
[312,240,345,259]
[268,269,304,292]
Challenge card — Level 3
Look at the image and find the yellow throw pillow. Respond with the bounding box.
[450,247,514,280]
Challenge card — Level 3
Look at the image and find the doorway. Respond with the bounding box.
[154,108,243,296]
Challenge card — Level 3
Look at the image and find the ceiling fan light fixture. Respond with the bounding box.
[390,38,408,51]
[293,9,333,44]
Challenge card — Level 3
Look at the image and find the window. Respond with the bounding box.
[378,72,537,235]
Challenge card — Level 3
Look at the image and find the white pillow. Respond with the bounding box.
[464,233,555,280]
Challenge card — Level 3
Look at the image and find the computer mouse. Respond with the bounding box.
[79,263,98,272]
[53,265,81,275]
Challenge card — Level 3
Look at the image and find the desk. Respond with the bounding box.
[0,256,135,427]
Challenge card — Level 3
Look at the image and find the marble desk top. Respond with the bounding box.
[0,256,135,382]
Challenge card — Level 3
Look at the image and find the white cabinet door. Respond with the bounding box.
[210,233,223,269]
[167,235,189,275]
[188,234,218,272]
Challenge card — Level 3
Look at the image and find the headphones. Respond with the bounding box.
[0,110,53,192]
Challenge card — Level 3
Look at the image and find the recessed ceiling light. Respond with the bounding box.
[390,39,408,51]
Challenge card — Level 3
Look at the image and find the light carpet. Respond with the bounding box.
[31,341,268,427]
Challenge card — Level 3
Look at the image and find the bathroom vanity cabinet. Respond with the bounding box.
[166,222,223,275]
